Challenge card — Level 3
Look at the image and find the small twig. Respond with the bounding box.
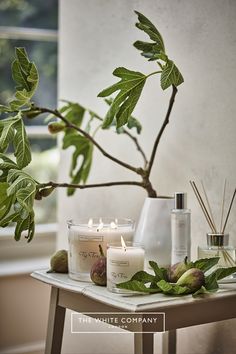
[70,106,148,167]
[147,85,178,177]
[38,180,144,190]
[222,188,236,233]
[90,110,148,165]
[35,106,144,177]
[123,129,148,167]
[201,180,217,232]
[220,179,227,232]
[190,181,217,232]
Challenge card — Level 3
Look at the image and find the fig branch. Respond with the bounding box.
[34,84,177,199]
[147,85,178,177]
[122,129,148,167]
[34,106,145,177]
[86,109,148,167]
[38,180,144,190]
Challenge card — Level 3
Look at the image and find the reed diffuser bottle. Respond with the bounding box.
[198,233,236,267]
[190,180,236,269]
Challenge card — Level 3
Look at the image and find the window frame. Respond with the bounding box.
[0,24,58,261]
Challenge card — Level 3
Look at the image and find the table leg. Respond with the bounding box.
[162,330,177,354]
[45,287,66,354]
[134,332,154,354]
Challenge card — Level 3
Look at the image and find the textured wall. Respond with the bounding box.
[58,1,236,353]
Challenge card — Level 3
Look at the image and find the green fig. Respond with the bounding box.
[47,249,68,273]
[40,186,55,197]
[176,268,205,292]
[48,122,65,134]
[35,187,55,200]
[90,245,107,286]
[167,257,189,282]
[24,110,42,119]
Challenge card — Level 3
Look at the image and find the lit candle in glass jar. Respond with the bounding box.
[107,237,145,293]
[67,218,134,282]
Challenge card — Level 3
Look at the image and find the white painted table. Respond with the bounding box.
[31,270,236,354]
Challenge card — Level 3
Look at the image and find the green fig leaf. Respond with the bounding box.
[116,279,160,293]
[134,10,165,58]
[59,100,85,129]
[192,286,213,297]
[0,212,19,228]
[0,112,31,169]
[0,169,38,241]
[160,60,184,90]
[14,212,35,242]
[204,273,219,292]
[0,182,15,220]
[13,118,31,168]
[131,270,156,283]
[191,257,220,273]
[0,154,19,183]
[157,279,190,295]
[9,47,39,110]
[149,261,168,280]
[62,133,93,196]
[98,67,146,129]
[104,98,142,134]
[205,266,236,291]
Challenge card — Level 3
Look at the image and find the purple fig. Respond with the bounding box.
[167,257,189,282]
[90,245,107,286]
[177,268,205,292]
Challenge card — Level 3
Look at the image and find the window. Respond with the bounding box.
[0,0,58,264]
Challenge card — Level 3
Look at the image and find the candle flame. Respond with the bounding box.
[88,218,93,228]
[97,221,104,232]
[121,236,127,251]
[110,221,117,229]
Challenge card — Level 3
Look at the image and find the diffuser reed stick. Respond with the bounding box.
[222,188,236,234]
[190,180,235,234]
[190,181,216,232]
[201,180,217,232]
[220,179,227,232]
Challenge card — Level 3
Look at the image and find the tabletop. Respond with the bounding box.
[31,269,236,313]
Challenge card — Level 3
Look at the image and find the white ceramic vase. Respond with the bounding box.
[134,197,174,268]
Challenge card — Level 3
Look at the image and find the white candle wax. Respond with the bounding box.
[107,245,145,292]
[68,219,134,281]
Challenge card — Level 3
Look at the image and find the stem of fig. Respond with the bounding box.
[99,244,105,257]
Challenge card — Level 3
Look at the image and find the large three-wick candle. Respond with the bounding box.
[107,239,145,293]
[67,217,134,282]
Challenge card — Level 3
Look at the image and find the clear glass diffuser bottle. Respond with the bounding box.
[198,233,236,268]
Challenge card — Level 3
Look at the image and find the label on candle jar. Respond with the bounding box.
[110,260,129,267]
[79,235,104,242]
[107,247,145,292]
[70,235,105,273]
[111,271,129,280]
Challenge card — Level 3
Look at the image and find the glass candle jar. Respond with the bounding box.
[67,217,134,282]
[107,241,145,293]
[198,233,236,268]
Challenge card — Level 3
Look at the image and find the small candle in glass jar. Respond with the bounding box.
[107,239,145,293]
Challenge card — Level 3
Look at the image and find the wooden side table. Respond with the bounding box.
[31,270,236,354]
